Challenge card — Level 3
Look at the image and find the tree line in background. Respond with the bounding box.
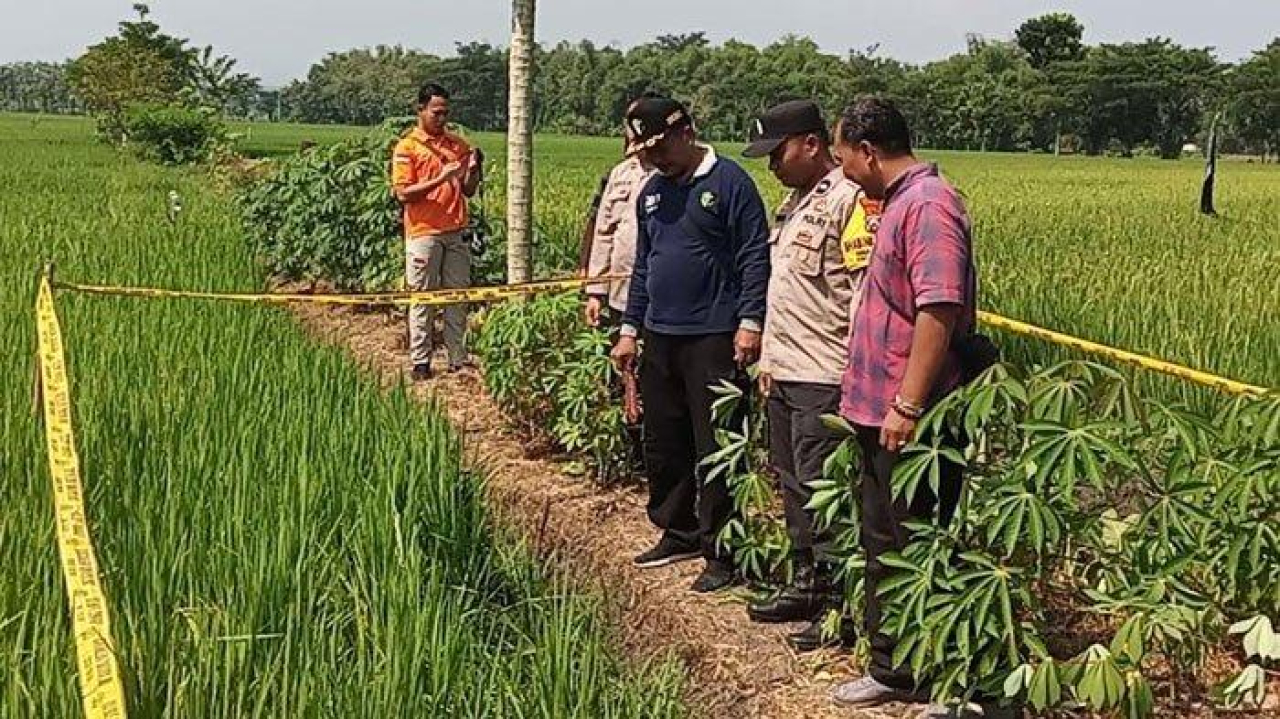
[2,9,1276,159]
[0,62,81,114]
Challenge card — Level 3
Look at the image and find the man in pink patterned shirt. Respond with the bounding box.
[829,97,978,712]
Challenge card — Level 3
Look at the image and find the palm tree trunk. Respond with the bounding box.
[506,0,536,284]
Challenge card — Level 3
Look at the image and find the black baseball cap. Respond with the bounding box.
[742,100,827,158]
[625,97,693,156]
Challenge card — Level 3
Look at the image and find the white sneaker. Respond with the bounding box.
[831,676,924,707]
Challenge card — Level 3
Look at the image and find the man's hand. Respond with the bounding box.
[440,160,466,181]
[611,335,638,374]
[733,327,762,367]
[758,371,773,398]
[880,407,917,452]
[584,296,604,328]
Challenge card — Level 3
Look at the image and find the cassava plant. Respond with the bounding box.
[815,360,1280,715]
[473,292,634,484]
[701,379,791,582]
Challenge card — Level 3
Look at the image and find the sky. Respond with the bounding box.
[3,0,1277,87]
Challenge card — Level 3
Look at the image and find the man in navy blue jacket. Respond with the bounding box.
[611,97,771,593]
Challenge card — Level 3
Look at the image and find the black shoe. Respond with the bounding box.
[633,536,700,569]
[690,560,737,593]
[788,614,858,652]
[411,363,432,381]
[748,563,825,623]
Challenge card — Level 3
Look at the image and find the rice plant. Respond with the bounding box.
[0,113,684,718]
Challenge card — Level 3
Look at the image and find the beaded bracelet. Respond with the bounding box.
[891,394,925,420]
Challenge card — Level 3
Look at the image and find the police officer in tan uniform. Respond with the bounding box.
[584,142,655,326]
[741,100,869,650]
[579,118,657,473]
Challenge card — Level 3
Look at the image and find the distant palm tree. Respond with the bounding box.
[506,0,535,283]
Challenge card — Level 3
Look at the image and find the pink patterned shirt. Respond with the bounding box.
[840,163,976,428]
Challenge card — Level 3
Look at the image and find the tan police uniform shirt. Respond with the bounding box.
[760,166,866,386]
[586,157,654,312]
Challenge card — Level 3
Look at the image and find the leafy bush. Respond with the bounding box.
[236,119,405,290]
[700,380,868,604]
[698,381,794,583]
[699,360,1279,715]
[474,292,632,484]
[840,362,1278,713]
[122,102,226,165]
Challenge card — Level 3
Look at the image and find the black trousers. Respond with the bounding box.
[857,424,964,690]
[600,307,644,471]
[767,381,843,564]
[640,330,745,561]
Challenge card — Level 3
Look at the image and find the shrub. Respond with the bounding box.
[474,292,632,484]
[122,102,226,165]
[237,119,406,290]
[700,359,1279,713]
[813,362,1279,713]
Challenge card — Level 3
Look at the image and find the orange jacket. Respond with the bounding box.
[391,127,472,239]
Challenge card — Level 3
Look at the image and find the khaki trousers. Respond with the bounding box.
[405,232,469,366]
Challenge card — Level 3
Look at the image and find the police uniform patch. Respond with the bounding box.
[841,196,883,271]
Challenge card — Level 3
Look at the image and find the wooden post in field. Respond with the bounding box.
[506,0,536,284]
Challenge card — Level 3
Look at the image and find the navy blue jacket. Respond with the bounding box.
[623,149,771,335]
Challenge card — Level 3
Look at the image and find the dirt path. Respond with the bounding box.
[289,301,922,719]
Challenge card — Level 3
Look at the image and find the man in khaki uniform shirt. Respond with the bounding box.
[584,152,654,325]
[741,100,870,651]
[579,125,656,474]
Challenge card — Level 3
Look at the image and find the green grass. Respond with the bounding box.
[0,114,684,717]
[229,120,367,158]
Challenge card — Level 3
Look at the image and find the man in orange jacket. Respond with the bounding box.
[391,83,483,380]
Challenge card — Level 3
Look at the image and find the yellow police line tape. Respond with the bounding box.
[35,274,129,719]
[977,310,1269,397]
[55,274,625,307]
[52,272,1270,397]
